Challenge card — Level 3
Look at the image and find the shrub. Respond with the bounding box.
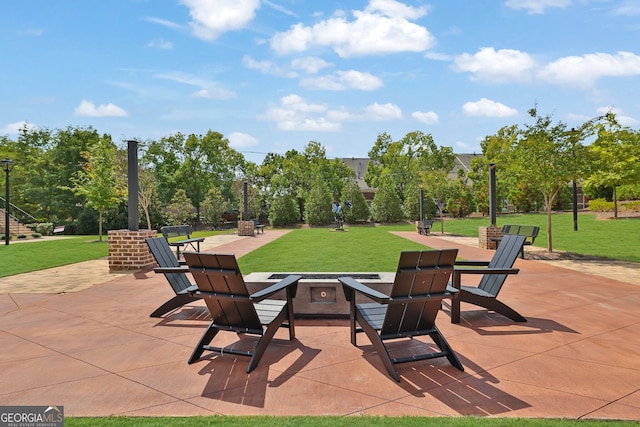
[32,233,42,238]
[305,180,333,226]
[587,198,614,212]
[25,223,54,235]
[371,185,404,223]
[623,200,640,212]
[17,234,27,239]
[269,195,299,227]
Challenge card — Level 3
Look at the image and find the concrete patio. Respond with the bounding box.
[0,230,639,419]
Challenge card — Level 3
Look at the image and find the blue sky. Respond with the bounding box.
[2,0,640,164]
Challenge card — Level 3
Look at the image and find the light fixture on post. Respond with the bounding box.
[1,158,15,246]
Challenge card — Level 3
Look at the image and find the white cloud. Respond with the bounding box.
[270,0,434,57]
[596,106,639,126]
[505,0,571,15]
[261,94,341,131]
[18,28,44,36]
[462,98,518,117]
[537,51,640,87]
[180,0,260,41]
[74,100,128,117]
[300,70,383,90]
[157,71,236,99]
[412,110,439,124]
[453,47,536,83]
[242,55,297,77]
[144,17,183,30]
[228,132,259,149]
[1,121,37,135]
[263,0,296,17]
[147,38,173,49]
[364,102,403,120]
[290,56,331,74]
[613,1,640,16]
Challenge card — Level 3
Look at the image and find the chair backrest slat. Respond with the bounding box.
[480,234,526,296]
[146,237,193,294]
[183,252,261,330]
[382,249,457,336]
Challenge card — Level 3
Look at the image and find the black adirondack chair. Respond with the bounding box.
[339,249,463,382]
[183,252,301,373]
[146,237,201,318]
[448,234,526,323]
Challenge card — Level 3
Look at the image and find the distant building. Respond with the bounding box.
[341,154,483,200]
[340,157,377,201]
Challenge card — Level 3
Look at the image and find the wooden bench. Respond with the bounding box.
[491,224,539,259]
[160,225,204,259]
[416,219,434,235]
[253,219,265,234]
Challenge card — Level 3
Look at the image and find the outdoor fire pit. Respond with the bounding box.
[244,272,395,318]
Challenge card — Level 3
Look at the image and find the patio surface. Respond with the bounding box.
[1,230,639,419]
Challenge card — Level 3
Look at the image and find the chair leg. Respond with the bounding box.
[188,322,221,364]
[429,328,464,371]
[462,293,527,322]
[450,294,461,324]
[356,310,400,382]
[149,294,200,318]
[247,308,289,373]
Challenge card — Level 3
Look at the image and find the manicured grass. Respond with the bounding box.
[0,230,232,278]
[0,235,109,277]
[439,213,640,263]
[1,213,638,278]
[238,224,428,273]
[65,416,636,426]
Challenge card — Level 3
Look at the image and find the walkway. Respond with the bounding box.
[0,230,638,419]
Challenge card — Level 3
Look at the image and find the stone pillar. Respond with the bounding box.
[108,229,157,272]
[479,226,502,250]
[237,220,255,236]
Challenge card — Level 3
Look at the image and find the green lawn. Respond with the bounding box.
[238,224,427,273]
[1,213,638,278]
[0,230,231,278]
[438,213,640,263]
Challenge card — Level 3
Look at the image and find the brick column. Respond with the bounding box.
[237,220,255,236]
[108,229,157,272]
[479,226,502,250]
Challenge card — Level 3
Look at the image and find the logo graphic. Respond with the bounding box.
[0,405,64,427]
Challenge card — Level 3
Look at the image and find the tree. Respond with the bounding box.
[165,189,195,225]
[421,171,457,233]
[305,178,333,225]
[201,186,228,229]
[584,113,640,218]
[341,180,370,223]
[366,131,456,206]
[509,106,594,252]
[69,135,126,240]
[371,183,404,223]
[138,166,158,231]
[268,194,299,226]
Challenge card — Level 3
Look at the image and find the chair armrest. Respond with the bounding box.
[454,267,519,275]
[154,266,188,274]
[250,274,301,301]
[450,268,519,293]
[454,260,490,267]
[339,276,390,304]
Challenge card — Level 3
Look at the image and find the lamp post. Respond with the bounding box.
[1,159,15,245]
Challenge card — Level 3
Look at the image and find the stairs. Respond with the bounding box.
[0,209,28,236]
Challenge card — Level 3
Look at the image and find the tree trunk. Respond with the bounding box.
[613,186,618,219]
[546,209,553,252]
[144,206,152,230]
[99,210,103,242]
